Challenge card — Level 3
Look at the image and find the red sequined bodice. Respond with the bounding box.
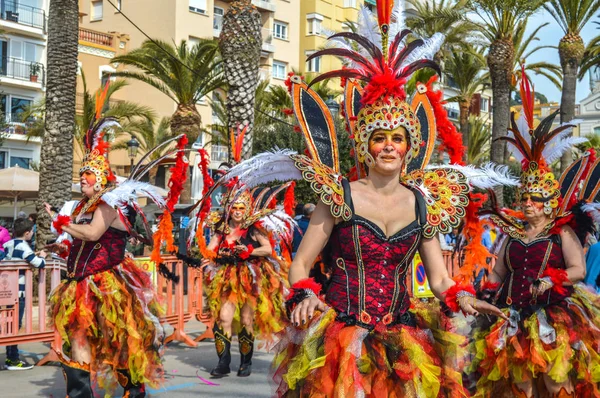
[497,235,572,309]
[324,185,426,328]
[67,219,127,280]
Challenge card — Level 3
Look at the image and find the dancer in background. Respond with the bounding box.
[188,145,296,378]
[46,87,189,398]
[470,70,600,397]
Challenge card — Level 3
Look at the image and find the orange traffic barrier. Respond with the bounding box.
[0,259,66,365]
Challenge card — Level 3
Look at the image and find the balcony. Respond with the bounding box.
[0,57,45,89]
[0,0,46,36]
[79,27,113,48]
[261,28,275,54]
[252,0,275,12]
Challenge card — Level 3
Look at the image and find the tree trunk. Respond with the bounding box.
[219,0,262,161]
[559,33,584,173]
[487,38,515,207]
[36,0,79,245]
[170,103,202,204]
[459,98,470,158]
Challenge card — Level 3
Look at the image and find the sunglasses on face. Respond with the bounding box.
[520,194,547,204]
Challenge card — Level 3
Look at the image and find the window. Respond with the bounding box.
[10,156,31,169]
[480,97,489,113]
[0,151,6,169]
[594,126,600,135]
[10,97,31,123]
[273,21,288,40]
[91,1,103,21]
[214,7,224,33]
[189,0,207,14]
[307,14,324,35]
[211,145,229,163]
[343,0,357,7]
[306,52,320,73]
[272,61,286,79]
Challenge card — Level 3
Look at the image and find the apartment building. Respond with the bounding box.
[77,0,300,178]
[0,0,47,170]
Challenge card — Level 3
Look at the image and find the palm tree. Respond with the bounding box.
[112,117,173,185]
[111,39,224,203]
[36,0,79,243]
[509,20,562,90]
[467,115,492,165]
[218,0,263,161]
[406,0,479,63]
[444,46,489,150]
[579,27,600,79]
[469,0,544,205]
[111,39,224,141]
[544,0,600,172]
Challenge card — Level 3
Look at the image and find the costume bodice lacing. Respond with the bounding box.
[67,218,127,280]
[324,180,427,328]
[497,234,572,310]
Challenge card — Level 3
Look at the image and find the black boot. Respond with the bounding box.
[210,324,231,378]
[62,362,93,398]
[117,369,146,398]
[237,327,254,377]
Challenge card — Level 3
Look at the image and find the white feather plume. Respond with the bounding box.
[223,149,302,188]
[399,33,445,69]
[429,163,520,189]
[261,208,298,244]
[516,114,531,138]
[357,5,381,51]
[543,136,588,164]
[101,180,166,213]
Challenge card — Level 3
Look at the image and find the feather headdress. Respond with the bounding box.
[306,0,443,168]
[501,67,585,215]
[80,81,119,191]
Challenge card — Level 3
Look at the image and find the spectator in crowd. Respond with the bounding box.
[481,224,493,251]
[292,203,316,257]
[0,218,46,370]
[27,213,37,251]
[438,232,453,251]
[0,222,10,254]
[294,203,305,221]
[444,227,459,249]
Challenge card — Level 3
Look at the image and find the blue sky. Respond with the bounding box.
[525,9,599,103]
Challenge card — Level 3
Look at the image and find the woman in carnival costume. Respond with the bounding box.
[211,1,519,395]
[469,71,600,397]
[187,138,296,378]
[45,85,190,398]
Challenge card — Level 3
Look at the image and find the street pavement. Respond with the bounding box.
[0,320,275,398]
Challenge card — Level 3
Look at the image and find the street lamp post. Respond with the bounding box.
[126,136,140,170]
[325,96,340,119]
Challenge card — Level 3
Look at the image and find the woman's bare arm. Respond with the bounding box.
[289,200,336,284]
[560,225,586,283]
[420,236,507,319]
[62,203,118,241]
[246,230,272,257]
